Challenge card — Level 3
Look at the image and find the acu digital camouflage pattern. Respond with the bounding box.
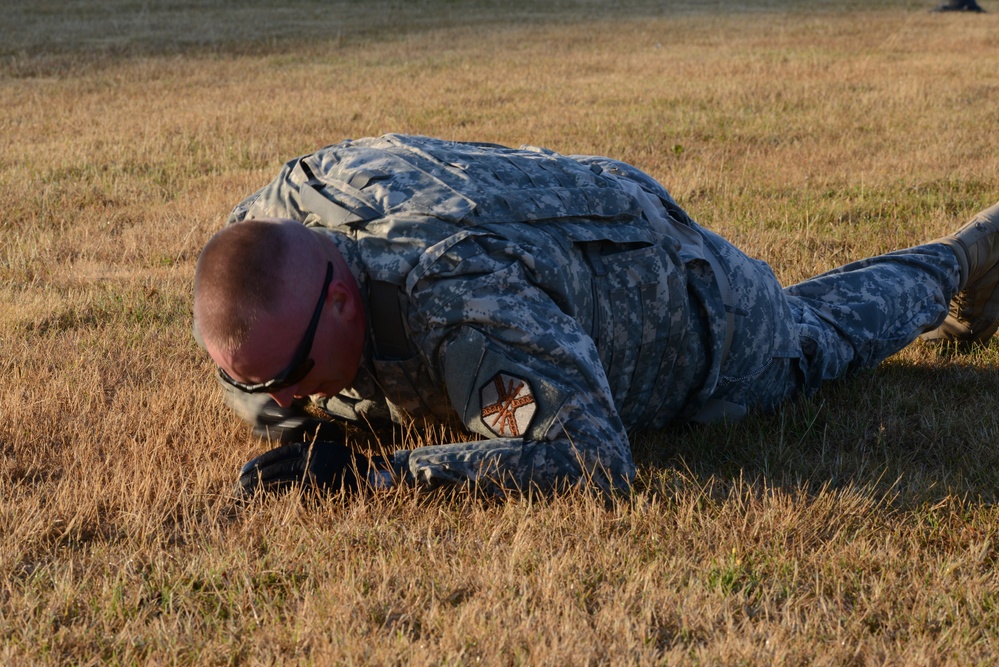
[225,134,962,494]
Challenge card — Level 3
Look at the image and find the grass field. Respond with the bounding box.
[3,0,999,663]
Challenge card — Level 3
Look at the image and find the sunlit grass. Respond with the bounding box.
[2,1,999,664]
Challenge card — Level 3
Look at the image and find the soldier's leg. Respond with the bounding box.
[785,244,960,393]
[689,229,955,419]
[687,236,957,423]
[788,201,999,392]
[688,202,998,420]
[691,228,812,421]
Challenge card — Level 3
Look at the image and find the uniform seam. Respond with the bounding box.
[718,358,774,386]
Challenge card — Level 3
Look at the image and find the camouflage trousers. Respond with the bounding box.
[696,229,960,420]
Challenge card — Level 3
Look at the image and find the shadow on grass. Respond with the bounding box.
[632,348,999,509]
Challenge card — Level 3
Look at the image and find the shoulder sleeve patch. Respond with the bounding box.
[480,373,536,437]
[443,327,569,442]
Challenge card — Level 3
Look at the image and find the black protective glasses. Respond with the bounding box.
[217,261,334,394]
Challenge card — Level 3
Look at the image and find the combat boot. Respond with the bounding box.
[922,201,999,345]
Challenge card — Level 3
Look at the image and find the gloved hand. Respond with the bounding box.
[238,440,371,496]
[220,380,344,444]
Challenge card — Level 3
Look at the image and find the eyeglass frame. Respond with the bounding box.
[217,261,334,394]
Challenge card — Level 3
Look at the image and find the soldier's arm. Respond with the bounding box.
[391,253,636,495]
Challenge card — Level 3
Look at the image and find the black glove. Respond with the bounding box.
[238,440,370,496]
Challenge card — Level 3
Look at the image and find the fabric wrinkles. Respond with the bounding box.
[226,133,963,494]
[228,134,711,493]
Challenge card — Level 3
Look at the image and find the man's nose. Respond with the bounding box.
[268,387,297,408]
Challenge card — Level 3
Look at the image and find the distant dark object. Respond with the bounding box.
[931,0,986,11]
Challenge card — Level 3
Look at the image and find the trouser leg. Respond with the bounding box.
[785,243,962,393]
[694,228,813,420]
[694,235,962,420]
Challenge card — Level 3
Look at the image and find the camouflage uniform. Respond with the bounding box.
[225,134,961,493]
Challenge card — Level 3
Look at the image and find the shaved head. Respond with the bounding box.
[194,219,323,353]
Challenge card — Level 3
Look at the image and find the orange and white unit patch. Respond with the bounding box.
[480,373,537,438]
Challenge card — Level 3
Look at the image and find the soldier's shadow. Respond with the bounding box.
[631,350,999,509]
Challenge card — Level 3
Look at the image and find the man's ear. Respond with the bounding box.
[327,280,359,320]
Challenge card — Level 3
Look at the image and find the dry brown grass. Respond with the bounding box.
[3,1,999,664]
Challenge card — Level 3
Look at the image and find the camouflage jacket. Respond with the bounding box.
[228,134,730,493]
